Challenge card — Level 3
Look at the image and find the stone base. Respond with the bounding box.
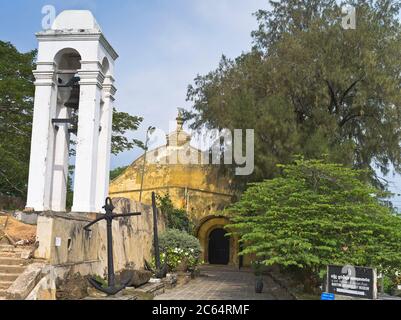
[133,282,165,299]
[13,211,39,225]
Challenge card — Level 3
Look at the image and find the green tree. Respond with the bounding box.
[0,41,143,201]
[227,158,401,290]
[185,0,401,187]
[110,166,128,181]
[111,110,143,155]
[0,41,35,198]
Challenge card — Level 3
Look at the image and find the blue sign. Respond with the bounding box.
[321,293,335,300]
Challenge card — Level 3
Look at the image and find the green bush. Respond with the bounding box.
[158,229,202,271]
[383,275,396,295]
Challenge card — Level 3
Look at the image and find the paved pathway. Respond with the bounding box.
[155,265,293,300]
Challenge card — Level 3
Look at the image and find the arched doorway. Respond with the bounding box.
[196,216,239,266]
[208,228,230,265]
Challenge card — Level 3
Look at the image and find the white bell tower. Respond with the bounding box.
[25,10,118,213]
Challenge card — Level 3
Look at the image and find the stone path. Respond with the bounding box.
[155,265,293,300]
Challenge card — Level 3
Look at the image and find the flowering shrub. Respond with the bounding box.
[156,229,202,271]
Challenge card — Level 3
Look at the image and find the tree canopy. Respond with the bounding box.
[227,159,401,284]
[0,40,143,199]
[185,0,401,186]
[0,41,35,198]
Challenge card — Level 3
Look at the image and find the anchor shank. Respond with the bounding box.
[106,217,116,288]
[152,192,161,270]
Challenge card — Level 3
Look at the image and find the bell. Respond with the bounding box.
[57,74,74,104]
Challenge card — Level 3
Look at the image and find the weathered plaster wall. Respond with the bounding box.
[34,199,165,277]
[107,115,258,267]
[108,145,255,266]
[110,162,235,223]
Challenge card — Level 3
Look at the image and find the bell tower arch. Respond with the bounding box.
[25,10,118,213]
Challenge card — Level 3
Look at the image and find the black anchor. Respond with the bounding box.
[84,197,142,295]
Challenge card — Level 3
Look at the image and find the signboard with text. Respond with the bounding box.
[321,293,335,300]
[327,265,377,300]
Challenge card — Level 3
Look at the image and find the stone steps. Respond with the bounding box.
[0,257,26,266]
[0,245,35,299]
[0,265,26,274]
[0,244,27,253]
[0,272,20,282]
[0,248,27,259]
[0,281,13,290]
[0,252,24,259]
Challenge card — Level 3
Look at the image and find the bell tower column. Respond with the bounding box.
[72,63,104,213]
[95,75,116,211]
[26,62,57,212]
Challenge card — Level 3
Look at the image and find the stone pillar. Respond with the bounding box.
[72,63,104,213]
[26,62,57,212]
[95,76,116,211]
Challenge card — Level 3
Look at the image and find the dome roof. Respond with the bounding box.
[51,10,102,32]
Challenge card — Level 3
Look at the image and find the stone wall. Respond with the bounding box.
[34,199,165,277]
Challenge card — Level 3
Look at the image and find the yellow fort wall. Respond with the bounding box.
[109,141,252,267]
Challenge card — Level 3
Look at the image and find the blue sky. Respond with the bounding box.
[0,0,267,166]
[1,0,401,207]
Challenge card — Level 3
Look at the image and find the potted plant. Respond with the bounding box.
[252,261,264,294]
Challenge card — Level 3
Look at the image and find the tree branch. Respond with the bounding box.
[325,80,339,114]
[340,78,363,105]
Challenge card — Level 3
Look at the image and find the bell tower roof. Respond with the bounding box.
[51,10,102,32]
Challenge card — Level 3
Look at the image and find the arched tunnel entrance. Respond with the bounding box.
[208,228,230,265]
[196,216,238,266]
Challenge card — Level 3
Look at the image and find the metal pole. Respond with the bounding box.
[138,145,148,203]
[152,192,161,270]
[139,126,154,203]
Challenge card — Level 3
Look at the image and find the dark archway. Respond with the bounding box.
[208,228,230,265]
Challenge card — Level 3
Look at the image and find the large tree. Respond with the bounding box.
[227,158,401,290]
[185,0,401,187]
[0,41,143,199]
[0,41,35,198]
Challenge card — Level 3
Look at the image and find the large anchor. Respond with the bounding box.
[84,197,142,295]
